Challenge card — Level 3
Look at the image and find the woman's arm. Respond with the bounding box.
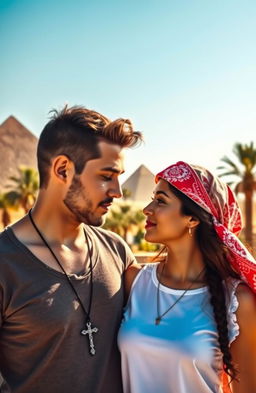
[230,283,256,393]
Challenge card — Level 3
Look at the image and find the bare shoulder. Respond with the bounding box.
[235,283,256,317]
[230,284,256,392]
[233,283,256,335]
[124,262,142,298]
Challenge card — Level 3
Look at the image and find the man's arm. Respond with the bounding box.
[124,262,141,301]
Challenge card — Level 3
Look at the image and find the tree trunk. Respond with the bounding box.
[124,228,129,244]
[2,208,11,228]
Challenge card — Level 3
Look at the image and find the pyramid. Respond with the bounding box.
[122,164,155,203]
[0,116,38,191]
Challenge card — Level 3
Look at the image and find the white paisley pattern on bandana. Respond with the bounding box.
[156,161,256,293]
[222,231,247,258]
[163,164,191,182]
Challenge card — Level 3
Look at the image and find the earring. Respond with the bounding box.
[188,227,192,237]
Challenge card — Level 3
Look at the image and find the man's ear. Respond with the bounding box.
[52,155,74,183]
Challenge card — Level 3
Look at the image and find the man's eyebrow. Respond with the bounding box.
[154,190,169,197]
[101,167,125,175]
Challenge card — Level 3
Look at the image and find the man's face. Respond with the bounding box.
[64,140,124,226]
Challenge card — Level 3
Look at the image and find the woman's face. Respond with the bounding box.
[143,179,191,245]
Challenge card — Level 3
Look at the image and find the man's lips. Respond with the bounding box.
[145,220,156,229]
[100,203,112,210]
[98,199,113,212]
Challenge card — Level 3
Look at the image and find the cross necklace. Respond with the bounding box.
[28,209,98,356]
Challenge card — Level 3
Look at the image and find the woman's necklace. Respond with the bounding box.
[28,209,98,356]
[155,263,205,325]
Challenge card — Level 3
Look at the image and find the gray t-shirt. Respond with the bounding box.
[0,225,135,393]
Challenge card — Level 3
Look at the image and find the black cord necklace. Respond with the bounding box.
[28,209,98,356]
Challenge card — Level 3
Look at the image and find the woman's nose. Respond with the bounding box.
[143,202,153,216]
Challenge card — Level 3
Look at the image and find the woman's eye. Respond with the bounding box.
[151,197,165,204]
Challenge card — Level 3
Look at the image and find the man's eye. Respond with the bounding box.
[101,175,112,181]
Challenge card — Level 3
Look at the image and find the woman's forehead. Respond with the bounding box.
[154,178,170,192]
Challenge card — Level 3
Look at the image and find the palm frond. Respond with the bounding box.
[219,156,240,173]
[218,170,240,178]
[233,142,256,173]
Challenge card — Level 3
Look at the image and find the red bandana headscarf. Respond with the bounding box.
[156,161,256,292]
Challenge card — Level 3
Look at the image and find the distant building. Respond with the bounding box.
[0,116,38,192]
[121,164,155,206]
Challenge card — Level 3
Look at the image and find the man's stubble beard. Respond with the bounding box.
[63,175,104,226]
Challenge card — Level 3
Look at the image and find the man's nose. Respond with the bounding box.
[108,180,123,199]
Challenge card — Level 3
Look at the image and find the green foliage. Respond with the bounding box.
[7,167,39,213]
[133,229,144,244]
[104,201,161,251]
[138,239,159,252]
[218,142,256,184]
[0,191,18,227]
[122,188,132,200]
[218,141,256,247]
[103,202,145,244]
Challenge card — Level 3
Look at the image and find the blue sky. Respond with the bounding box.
[1,0,256,181]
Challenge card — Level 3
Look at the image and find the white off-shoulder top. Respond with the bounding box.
[118,263,240,393]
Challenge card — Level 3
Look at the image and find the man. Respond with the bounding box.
[0,106,142,393]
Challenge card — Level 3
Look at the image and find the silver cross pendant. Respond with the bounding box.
[81,321,98,355]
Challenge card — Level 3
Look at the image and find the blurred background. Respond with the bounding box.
[1,0,255,256]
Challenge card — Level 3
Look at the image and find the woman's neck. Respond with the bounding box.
[162,243,205,285]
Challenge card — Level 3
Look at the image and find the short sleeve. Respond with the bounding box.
[89,226,137,271]
[116,235,137,270]
[226,279,241,345]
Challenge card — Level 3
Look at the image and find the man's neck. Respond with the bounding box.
[11,198,87,248]
[11,202,91,275]
[30,201,85,245]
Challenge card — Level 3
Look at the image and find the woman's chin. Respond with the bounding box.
[144,233,158,243]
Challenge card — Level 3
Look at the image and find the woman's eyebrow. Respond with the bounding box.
[155,190,169,197]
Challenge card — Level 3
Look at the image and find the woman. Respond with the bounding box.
[118,161,256,393]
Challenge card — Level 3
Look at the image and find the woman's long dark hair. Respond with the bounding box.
[166,183,240,381]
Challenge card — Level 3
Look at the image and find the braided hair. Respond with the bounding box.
[168,183,240,381]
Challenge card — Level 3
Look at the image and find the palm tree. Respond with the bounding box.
[218,142,256,246]
[0,191,19,227]
[122,188,132,200]
[104,203,145,244]
[7,167,39,213]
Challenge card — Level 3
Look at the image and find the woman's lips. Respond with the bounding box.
[145,220,156,229]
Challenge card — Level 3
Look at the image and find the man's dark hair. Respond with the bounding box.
[37,105,142,188]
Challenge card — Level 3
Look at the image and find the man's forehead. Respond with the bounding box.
[97,140,124,156]
[84,142,125,173]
